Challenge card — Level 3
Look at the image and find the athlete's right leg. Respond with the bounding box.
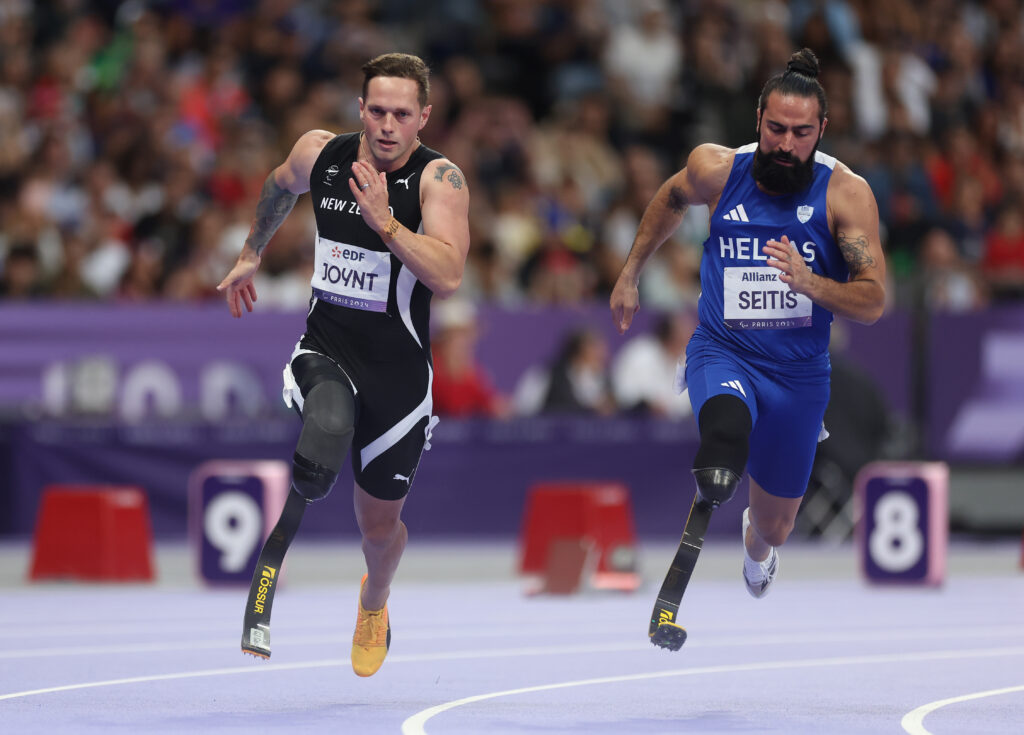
[692,394,753,506]
[240,354,357,658]
[647,350,755,649]
[291,355,357,501]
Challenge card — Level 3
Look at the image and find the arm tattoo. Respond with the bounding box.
[246,174,298,255]
[836,231,875,277]
[667,186,687,214]
[434,163,464,190]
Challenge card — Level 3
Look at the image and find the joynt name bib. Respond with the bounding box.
[312,235,391,312]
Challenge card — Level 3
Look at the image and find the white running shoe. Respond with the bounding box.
[742,507,778,599]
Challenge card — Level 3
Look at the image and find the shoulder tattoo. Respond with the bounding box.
[433,163,464,190]
[667,186,686,213]
[836,231,875,276]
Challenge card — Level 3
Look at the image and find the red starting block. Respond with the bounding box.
[29,485,154,582]
[519,482,640,594]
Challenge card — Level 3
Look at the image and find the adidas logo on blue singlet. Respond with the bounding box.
[721,380,746,397]
[722,204,749,222]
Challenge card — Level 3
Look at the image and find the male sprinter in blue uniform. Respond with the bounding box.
[218,53,470,675]
[611,49,885,605]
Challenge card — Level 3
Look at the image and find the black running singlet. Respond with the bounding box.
[304,132,444,368]
[284,133,446,500]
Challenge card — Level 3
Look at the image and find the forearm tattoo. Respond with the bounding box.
[246,174,298,255]
[667,186,687,213]
[381,217,401,243]
[433,163,464,190]
[836,231,875,277]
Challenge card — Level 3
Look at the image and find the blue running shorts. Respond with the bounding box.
[683,331,830,498]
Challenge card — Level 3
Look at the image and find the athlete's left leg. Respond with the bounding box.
[354,483,408,611]
[746,478,802,560]
[350,482,407,677]
[742,369,829,598]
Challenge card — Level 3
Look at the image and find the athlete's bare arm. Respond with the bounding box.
[763,164,886,324]
[350,156,470,298]
[610,143,733,333]
[217,130,334,318]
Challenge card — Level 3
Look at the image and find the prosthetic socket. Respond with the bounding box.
[292,381,355,501]
[693,467,741,508]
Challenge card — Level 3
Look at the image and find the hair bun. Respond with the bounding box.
[786,49,820,78]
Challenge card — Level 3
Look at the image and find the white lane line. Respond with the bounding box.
[901,683,1024,734]
[0,618,632,639]
[4,623,1023,660]
[0,627,641,660]
[0,643,645,701]
[400,646,1024,735]
[0,659,344,701]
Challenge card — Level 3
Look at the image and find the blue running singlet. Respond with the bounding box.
[685,145,847,497]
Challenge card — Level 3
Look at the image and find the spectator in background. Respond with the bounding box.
[915,226,988,312]
[514,327,615,416]
[520,175,600,305]
[431,299,508,418]
[927,124,1003,218]
[529,92,623,221]
[982,204,1024,301]
[601,145,703,309]
[685,4,749,149]
[942,175,989,264]
[860,131,939,272]
[0,242,44,299]
[1,0,1023,311]
[602,0,682,141]
[611,310,695,418]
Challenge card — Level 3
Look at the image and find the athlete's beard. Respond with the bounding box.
[752,143,817,195]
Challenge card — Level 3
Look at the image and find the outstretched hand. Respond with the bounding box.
[217,254,261,318]
[610,275,640,334]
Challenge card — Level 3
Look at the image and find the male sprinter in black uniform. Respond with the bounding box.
[218,53,470,677]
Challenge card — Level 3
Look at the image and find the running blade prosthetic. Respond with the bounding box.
[648,496,713,651]
[241,489,308,658]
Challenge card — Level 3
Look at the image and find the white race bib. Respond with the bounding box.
[312,235,391,312]
[723,266,812,329]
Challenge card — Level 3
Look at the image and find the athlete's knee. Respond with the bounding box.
[303,381,355,438]
[750,512,794,547]
[360,516,405,547]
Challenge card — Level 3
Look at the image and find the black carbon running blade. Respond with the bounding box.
[241,488,308,658]
[648,496,714,651]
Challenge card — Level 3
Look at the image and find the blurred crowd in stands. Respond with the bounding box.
[2,0,1022,312]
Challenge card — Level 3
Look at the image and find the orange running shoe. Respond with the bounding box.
[351,574,391,677]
